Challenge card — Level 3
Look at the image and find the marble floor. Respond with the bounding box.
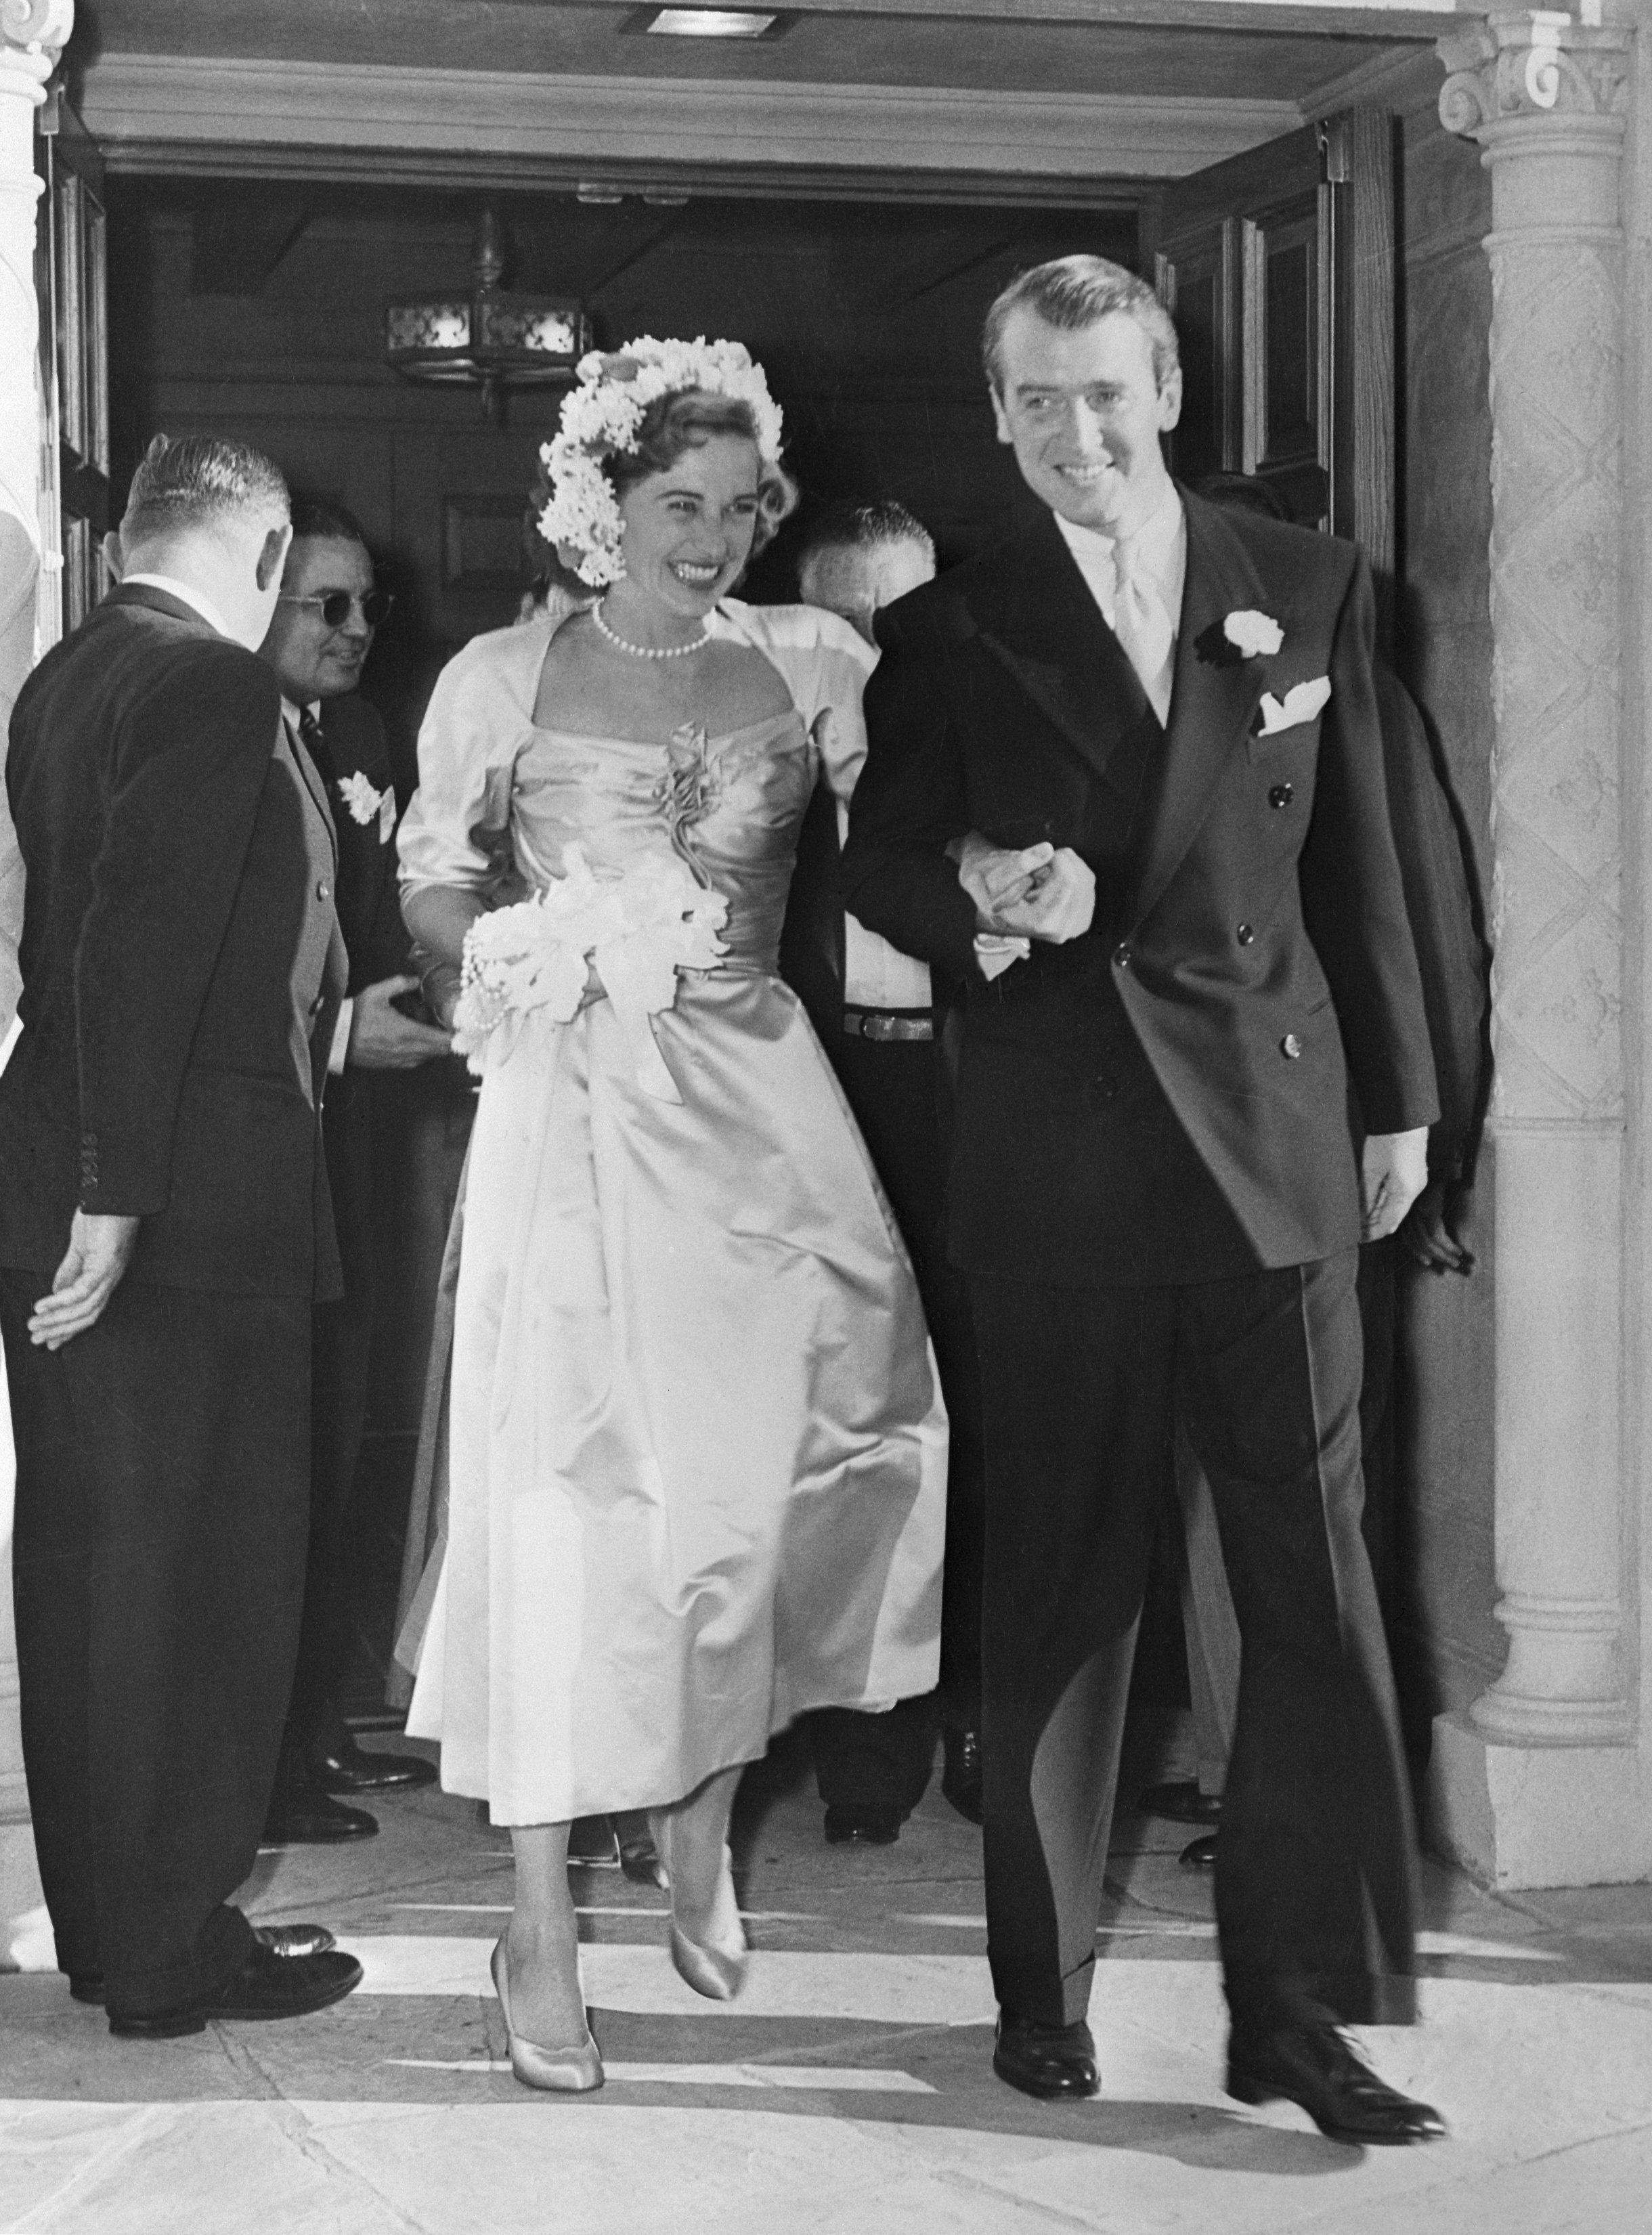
[3,1726,1651,2234]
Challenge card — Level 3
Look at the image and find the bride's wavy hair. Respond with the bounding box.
[525,389,798,603]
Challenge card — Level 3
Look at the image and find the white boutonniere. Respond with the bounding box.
[1223,609,1285,659]
[337,771,396,842]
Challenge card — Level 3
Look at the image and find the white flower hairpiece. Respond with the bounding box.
[537,337,785,588]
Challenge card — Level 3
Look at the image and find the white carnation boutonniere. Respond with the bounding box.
[337,771,396,844]
[1223,609,1285,660]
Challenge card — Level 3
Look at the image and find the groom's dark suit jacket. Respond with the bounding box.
[843,490,1438,1285]
[0,582,345,1297]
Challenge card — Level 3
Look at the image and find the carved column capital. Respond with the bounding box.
[1439,13,1630,141]
[1,1,72,62]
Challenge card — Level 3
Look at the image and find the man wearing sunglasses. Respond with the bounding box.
[259,500,452,1848]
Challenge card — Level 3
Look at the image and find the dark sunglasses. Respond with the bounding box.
[278,588,395,628]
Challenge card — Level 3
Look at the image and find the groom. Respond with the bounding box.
[843,256,1445,2144]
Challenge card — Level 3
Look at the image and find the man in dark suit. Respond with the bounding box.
[843,257,1445,2142]
[258,501,452,1848]
[0,435,362,2036]
[779,501,988,1841]
[1143,479,1492,1854]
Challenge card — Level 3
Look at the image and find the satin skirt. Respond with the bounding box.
[405,972,947,1824]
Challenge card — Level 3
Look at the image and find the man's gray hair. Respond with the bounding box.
[798,499,935,569]
[982,256,1180,395]
[122,433,290,547]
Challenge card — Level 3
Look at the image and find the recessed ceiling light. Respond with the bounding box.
[636,9,787,38]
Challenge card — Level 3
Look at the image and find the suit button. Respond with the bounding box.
[1113,943,1131,970]
[1236,923,1255,946]
[1091,1073,1119,1102]
[1281,1033,1303,1060]
[1269,783,1295,809]
[316,878,331,901]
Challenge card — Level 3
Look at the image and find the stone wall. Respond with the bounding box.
[1393,102,1503,1722]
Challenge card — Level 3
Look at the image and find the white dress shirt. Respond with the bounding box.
[121,571,236,641]
[710,599,932,1012]
[1053,481,1187,720]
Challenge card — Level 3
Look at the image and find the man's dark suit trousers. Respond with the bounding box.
[1,1270,311,2020]
[971,1249,1418,2033]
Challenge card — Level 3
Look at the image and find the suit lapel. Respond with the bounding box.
[1123,491,1269,932]
[974,514,1154,797]
[284,715,340,869]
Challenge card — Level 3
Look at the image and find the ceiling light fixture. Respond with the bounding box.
[632,8,789,38]
[385,205,590,424]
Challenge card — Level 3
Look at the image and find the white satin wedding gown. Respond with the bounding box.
[397,609,947,1823]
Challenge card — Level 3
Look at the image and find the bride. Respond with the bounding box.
[397,339,947,2091]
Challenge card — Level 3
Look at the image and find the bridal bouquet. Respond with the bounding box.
[452,844,729,1102]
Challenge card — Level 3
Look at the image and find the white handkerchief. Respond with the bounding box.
[974,933,1031,982]
[1257,676,1332,735]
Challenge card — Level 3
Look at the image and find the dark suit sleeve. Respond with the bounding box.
[841,603,981,983]
[75,645,282,1217]
[1374,667,1489,1181]
[1299,553,1439,1137]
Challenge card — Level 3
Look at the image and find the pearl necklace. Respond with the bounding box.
[590,599,713,661]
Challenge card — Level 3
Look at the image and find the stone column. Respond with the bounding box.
[1429,7,1651,1886]
[0,0,72,1966]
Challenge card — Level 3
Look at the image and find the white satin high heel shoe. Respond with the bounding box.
[651,1815,748,2001]
[491,1936,603,2092]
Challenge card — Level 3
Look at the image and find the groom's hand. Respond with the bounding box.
[953,835,1095,944]
[1361,1127,1429,1242]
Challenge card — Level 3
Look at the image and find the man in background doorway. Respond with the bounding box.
[258,500,452,1849]
[777,500,988,1842]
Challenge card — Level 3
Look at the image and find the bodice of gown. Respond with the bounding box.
[507,711,814,974]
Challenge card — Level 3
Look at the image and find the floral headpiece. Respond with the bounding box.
[537,335,785,588]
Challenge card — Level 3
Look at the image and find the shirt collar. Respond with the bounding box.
[120,571,236,642]
[282,696,322,732]
[1054,479,1184,579]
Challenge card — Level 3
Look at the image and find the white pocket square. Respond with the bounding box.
[1257,677,1331,734]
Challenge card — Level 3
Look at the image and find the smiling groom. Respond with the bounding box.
[842,257,1446,2144]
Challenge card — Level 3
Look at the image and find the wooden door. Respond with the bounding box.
[1147,110,1395,590]
[35,91,110,646]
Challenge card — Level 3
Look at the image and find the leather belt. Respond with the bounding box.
[843,1006,934,1043]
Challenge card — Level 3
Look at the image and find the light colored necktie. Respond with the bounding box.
[1110,534,1175,725]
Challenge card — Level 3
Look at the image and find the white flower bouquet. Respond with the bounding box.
[452,844,729,1102]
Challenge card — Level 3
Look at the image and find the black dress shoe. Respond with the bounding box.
[1227,2019,1447,2144]
[1179,1833,1218,1869]
[941,1726,984,1825]
[66,1924,336,2007]
[617,1828,670,1889]
[308,1737,437,1796]
[823,1804,903,1846]
[1136,1779,1222,1826]
[108,1943,364,2039]
[262,1790,378,1846]
[993,2011,1100,2100]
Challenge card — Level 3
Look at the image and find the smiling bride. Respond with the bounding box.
[394,338,947,2091]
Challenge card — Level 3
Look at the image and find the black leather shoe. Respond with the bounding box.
[618,1829,670,1889]
[941,1726,984,1825]
[1227,2020,1447,2144]
[993,2011,1100,2100]
[823,1804,903,1846]
[261,1791,378,1846]
[1179,1833,1218,1869]
[66,1923,336,2007]
[108,1943,363,2039]
[1137,1779,1222,1825]
[308,1737,437,1796]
